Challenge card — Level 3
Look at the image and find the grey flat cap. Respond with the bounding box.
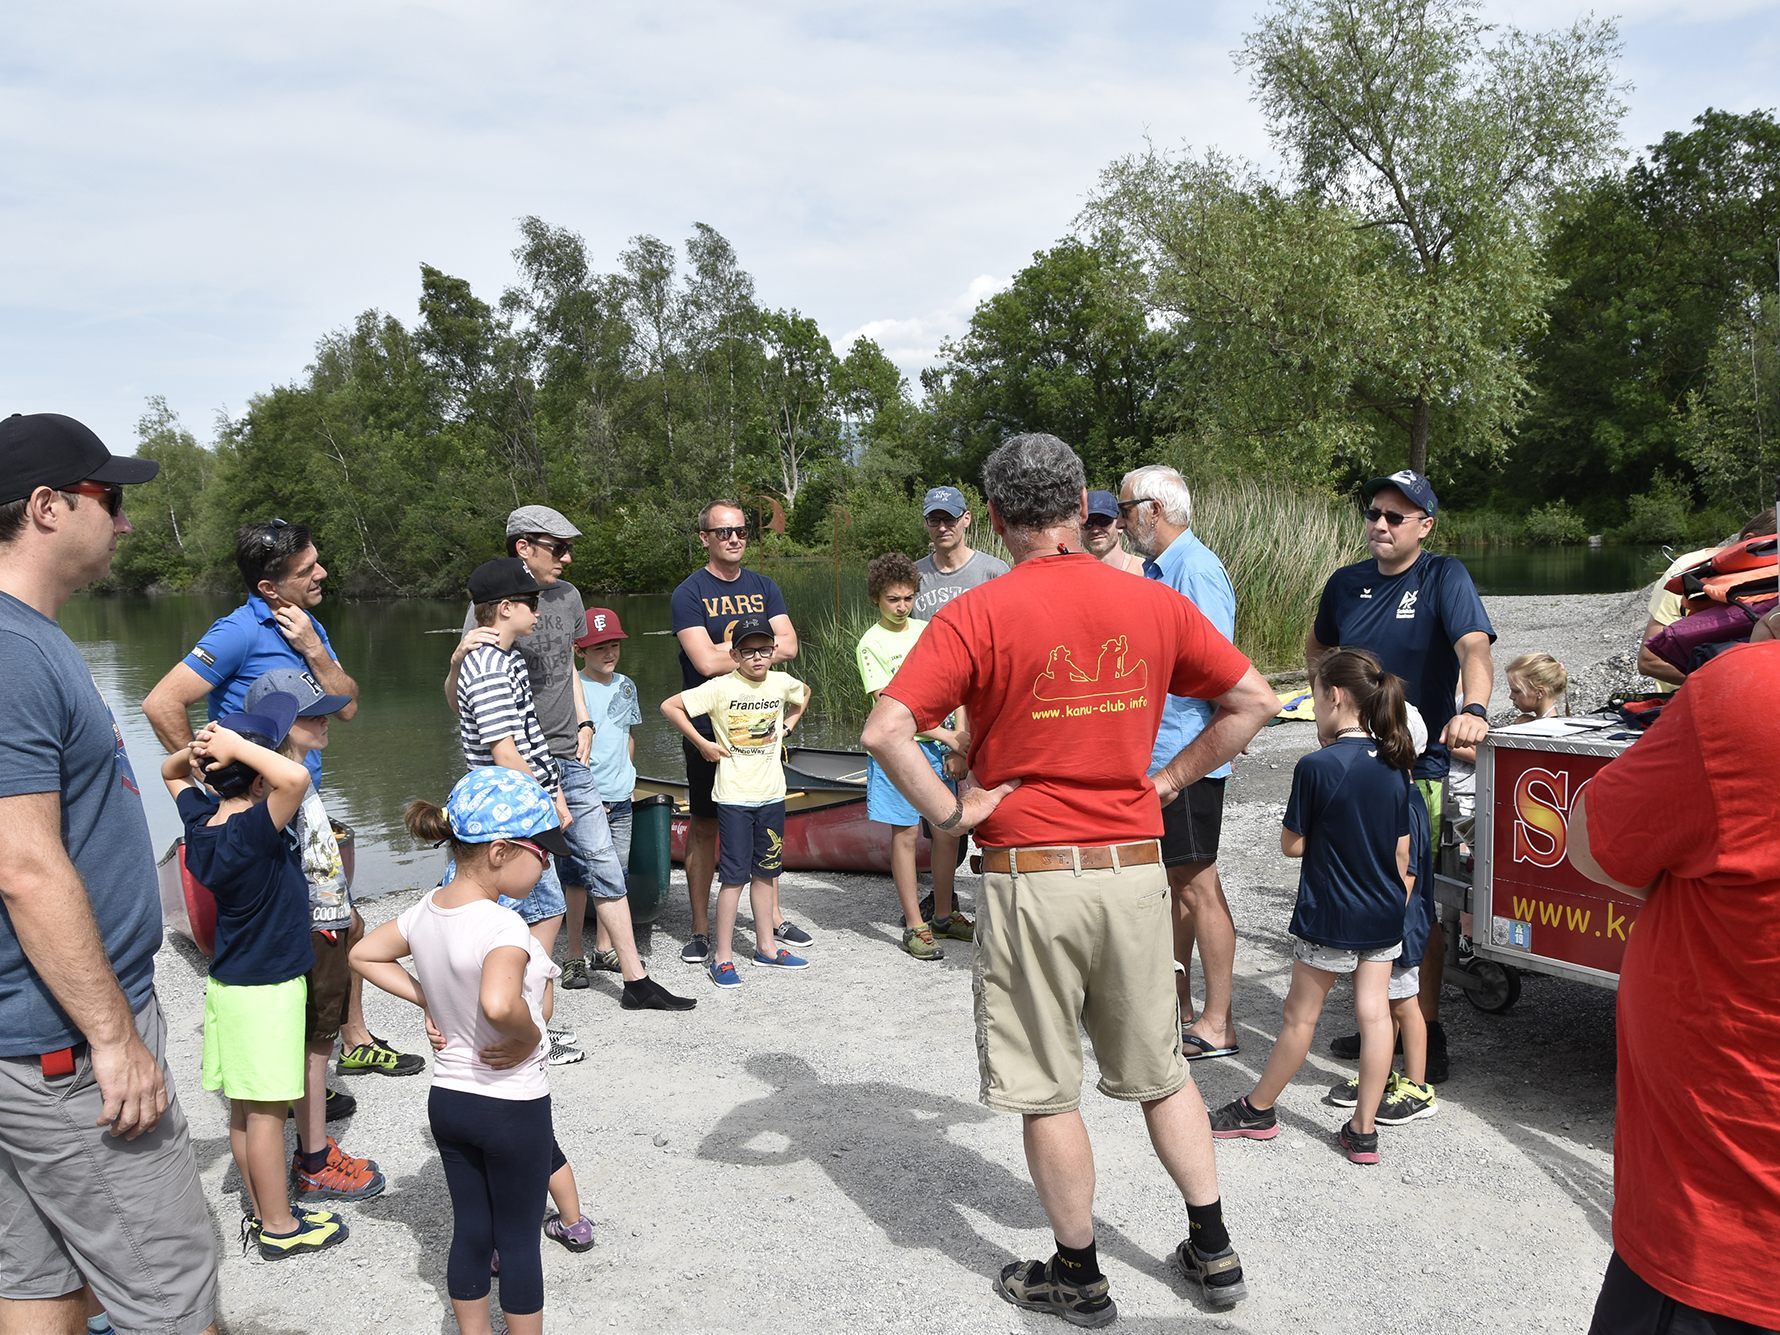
[505,504,582,539]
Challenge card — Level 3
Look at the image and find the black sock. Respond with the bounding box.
[296,1146,328,1174]
[1187,1199,1230,1256]
[623,976,652,995]
[1052,1238,1103,1285]
[1242,1094,1273,1116]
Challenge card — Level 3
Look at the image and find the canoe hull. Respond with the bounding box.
[634,777,931,874]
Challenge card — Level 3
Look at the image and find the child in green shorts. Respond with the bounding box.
[161,692,348,1261]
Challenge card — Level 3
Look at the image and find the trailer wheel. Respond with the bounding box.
[1460,958,1522,1014]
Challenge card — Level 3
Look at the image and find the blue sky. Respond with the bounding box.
[2,0,1776,454]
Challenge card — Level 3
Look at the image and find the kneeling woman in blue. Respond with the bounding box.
[350,767,582,1335]
[1208,647,1416,1166]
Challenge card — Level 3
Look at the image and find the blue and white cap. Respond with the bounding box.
[1363,469,1439,517]
[443,767,573,857]
[922,485,968,518]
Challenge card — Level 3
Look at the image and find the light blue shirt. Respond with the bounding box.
[1144,529,1237,779]
[579,673,642,801]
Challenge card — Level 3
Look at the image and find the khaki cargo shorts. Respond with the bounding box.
[972,851,1186,1113]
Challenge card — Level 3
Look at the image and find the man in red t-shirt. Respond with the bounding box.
[864,433,1277,1327]
[1570,641,1780,1334]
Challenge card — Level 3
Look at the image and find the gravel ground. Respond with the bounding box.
[153,590,1654,1334]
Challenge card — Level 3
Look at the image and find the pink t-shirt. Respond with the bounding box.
[397,890,556,1100]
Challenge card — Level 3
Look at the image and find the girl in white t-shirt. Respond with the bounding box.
[350,768,587,1335]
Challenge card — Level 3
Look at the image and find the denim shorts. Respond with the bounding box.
[557,759,627,900]
[717,801,785,884]
[604,799,633,872]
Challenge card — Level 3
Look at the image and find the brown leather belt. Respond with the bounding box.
[977,841,1161,875]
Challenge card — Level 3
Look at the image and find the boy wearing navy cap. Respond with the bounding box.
[159,693,350,1261]
[661,615,810,989]
[245,668,389,1206]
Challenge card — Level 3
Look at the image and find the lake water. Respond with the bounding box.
[64,546,1660,902]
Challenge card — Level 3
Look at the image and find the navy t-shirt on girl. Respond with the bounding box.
[177,789,312,986]
[1283,737,1411,951]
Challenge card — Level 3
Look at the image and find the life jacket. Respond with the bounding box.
[1644,595,1778,674]
[1665,534,1778,609]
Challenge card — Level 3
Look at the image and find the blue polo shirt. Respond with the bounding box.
[1311,552,1495,780]
[1284,737,1411,951]
[181,595,338,786]
[1144,529,1237,780]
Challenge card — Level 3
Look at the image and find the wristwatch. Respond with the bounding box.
[577,721,595,731]
[1460,703,1488,720]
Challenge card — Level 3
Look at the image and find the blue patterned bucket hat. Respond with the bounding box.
[443,767,572,856]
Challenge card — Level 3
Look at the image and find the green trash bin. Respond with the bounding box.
[627,793,674,925]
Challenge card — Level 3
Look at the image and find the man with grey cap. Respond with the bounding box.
[1082,488,1145,574]
[0,413,219,1334]
[912,484,1009,621]
[448,505,692,1011]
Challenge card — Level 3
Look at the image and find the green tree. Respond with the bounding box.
[109,397,216,591]
[1682,292,1780,514]
[1096,0,1624,478]
[751,308,840,513]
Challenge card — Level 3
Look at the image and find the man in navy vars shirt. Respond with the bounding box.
[1305,469,1494,1083]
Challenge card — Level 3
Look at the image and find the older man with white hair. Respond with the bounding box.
[1118,465,1243,1063]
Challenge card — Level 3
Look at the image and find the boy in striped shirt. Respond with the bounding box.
[456,558,580,1061]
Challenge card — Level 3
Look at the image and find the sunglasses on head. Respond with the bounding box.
[64,481,124,517]
[522,534,572,558]
[701,525,748,541]
[1363,507,1427,527]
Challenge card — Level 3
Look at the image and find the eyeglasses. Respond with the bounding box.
[64,481,124,517]
[1083,516,1115,530]
[504,837,551,866]
[701,526,749,541]
[1363,507,1427,527]
[1115,498,1154,515]
[736,644,774,659]
[521,535,573,558]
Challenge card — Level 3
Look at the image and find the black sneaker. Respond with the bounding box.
[1173,1240,1247,1310]
[994,1258,1117,1328]
[1208,1097,1278,1140]
[621,976,697,1011]
[774,921,814,948]
[1425,1021,1450,1084]
[1338,1119,1380,1165]
[285,1087,357,1123]
[1329,1030,1403,1060]
[679,934,710,964]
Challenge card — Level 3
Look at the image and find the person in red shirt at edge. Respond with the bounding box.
[1569,641,1780,1335]
[863,433,1277,1329]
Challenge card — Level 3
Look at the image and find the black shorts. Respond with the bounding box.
[1161,777,1226,868]
[716,802,785,885]
[1588,1251,1775,1335]
[683,736,719,819]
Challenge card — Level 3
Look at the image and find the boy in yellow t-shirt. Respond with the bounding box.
[661,615,809,989]
[854,552,973,960]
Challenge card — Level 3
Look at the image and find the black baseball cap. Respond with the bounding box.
[467,557,543,605]
[731,613,775,647]
[0,413,159,505]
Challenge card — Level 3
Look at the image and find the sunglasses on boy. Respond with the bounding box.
[64,480,125,517]
[1363,506,1428,527]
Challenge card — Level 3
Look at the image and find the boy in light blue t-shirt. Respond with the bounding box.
[569,607,643,977]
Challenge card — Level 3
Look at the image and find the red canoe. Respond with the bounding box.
[633,777,937,875]
[159,822,356,958]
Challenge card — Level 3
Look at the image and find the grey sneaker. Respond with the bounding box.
[590,947,622,972]
[680,934,710,964]
[774,921,814,948]
[546,1029,584,1066]
[560,957,590,990]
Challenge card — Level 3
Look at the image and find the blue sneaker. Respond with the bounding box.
[752,948,810,970]
[708,959,742,989]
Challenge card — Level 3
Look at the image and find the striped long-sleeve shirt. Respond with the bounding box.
[456,644,560,793]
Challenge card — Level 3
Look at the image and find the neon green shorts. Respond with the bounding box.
[1415,777,1444,835]
[202,975,306,1103]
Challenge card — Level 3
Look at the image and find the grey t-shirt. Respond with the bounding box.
[463,579,585,758]
[0,592,161,1055]
[912,550,1010,620]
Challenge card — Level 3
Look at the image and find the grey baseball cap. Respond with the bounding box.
[505,504,582,539]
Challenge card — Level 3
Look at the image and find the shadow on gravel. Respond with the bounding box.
[698,1052,1167,1285]
[351,1153,464,1334]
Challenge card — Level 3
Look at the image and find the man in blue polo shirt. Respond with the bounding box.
[143,518,357,790]
[1305,469,1495,1082]
[1120,465,1244,1064]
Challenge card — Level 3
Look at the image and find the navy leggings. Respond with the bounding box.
[428,1086,565,1314]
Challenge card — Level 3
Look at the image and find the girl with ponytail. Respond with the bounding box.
[1209,647,1426,1166]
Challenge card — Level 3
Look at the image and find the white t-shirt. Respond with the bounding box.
[397,889,556,1100]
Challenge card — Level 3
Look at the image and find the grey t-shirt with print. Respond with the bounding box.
[912,550,1010,621]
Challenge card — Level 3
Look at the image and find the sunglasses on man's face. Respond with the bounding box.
[65,481,124,517]
[701,526,749,541]
[522,535,572,559]
[1083,516,1116,531]
[1363,507,1427,528]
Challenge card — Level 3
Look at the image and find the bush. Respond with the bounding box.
[1613,471,1693,546]
[1522,500,1589,546]
[1430,508,1525,548]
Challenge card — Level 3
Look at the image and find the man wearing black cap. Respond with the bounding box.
[1305,468,1496,1083]
[0,413,219,1334]
[912,485,1010,621]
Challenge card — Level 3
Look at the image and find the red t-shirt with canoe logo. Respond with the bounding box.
[883,551,1250,848]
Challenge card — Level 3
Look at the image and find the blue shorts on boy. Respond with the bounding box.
[717,801,786,884]
[865,742,953,826]
[604,798,633,869]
